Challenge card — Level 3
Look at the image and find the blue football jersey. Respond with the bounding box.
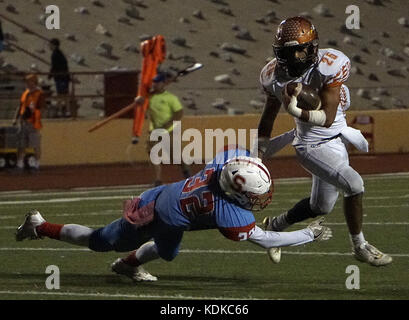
[150,148,257,241]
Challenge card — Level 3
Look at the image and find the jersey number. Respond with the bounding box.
[180,168,215,220]
[238,226,256,241]
[322,52,338,66]
[180,191,214,220]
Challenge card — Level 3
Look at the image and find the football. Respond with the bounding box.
[285,83,322,111]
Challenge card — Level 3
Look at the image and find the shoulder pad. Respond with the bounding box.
[318,49,351,87]
[260,58,277,88]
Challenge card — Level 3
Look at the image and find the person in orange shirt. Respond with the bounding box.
[12,74,45,170]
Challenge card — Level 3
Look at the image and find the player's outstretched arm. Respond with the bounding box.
[248,218,332,248]
[248,225,314,248]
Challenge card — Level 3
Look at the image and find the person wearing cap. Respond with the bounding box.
[48,38,71,117]
[13,74,45,171]
[136,71,191,186]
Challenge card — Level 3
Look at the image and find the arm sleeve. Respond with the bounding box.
[248,225,314,248]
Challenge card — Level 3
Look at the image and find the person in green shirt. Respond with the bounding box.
[138,71,191,186]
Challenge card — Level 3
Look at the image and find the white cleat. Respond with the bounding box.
[263,216,282,264]
[111,258,158,282]
[353,242,392,267]
[267,247,281,264]
[16,209,46,241]
[307,217,332,242]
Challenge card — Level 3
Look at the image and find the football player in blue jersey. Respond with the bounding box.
[16,148,331,282]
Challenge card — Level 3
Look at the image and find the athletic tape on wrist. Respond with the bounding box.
[287,96,302,118]
[308,110,326,126]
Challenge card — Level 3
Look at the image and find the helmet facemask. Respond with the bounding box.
[273,40,318,78]
[245,184,273,211]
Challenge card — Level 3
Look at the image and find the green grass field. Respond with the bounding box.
[0,174,408,300]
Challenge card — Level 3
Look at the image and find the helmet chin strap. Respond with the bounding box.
[286,58,318,78]
[287,63,308,78]
[288,55,313,77]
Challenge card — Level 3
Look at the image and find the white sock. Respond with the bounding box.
[60,224,94,247]
[135,241,160,264]
[350,232,366,248]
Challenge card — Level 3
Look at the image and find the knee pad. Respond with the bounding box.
[157,247,178,262]
[310,200,336,216]
[338,166,364,197]
[88,229,115,252]
[310,192,338,216]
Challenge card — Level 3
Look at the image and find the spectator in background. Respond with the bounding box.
[0,20,4,52]
[136,71,191,186]
[48,38,71,117]
[13,74,45,171]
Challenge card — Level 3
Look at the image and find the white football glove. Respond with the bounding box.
[307,217,333,242]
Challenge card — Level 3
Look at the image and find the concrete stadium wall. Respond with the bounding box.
[1,109,408,165]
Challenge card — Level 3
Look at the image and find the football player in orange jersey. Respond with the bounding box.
[257,17,392,266]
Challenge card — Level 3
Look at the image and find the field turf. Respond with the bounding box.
[0,174,408,300]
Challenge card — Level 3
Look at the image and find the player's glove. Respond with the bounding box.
[307,217,333,242]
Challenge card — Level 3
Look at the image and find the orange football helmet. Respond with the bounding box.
[273,17,319,78]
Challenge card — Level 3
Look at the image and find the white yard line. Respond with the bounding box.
[267,203,409,211]
[272,190,409,197]
[0,172,407,197]
[358,204,409,208]
[72,184,152,191]
[270,197,409,203]
[0,195,129,205]
[297,222,409,226]
[0,225,104,229]
[0,211,120,220]
[360,172,409,179]
[272,192,409,199]
[1,195,408,206]
[0,290,253,300]
[274,172,409,185]
[1,247,408,257]
[0,188,145,199]
[0,185,150,197]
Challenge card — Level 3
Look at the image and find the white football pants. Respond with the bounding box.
[294,137,364,215]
